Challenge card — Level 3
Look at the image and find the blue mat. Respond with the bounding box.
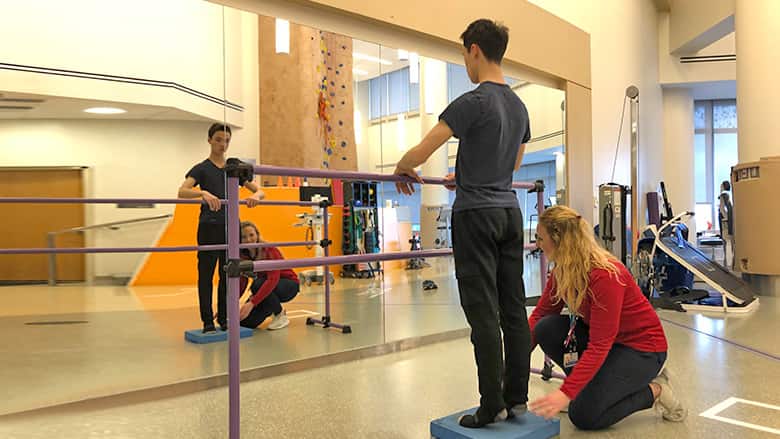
[184,327,254,344]
[431,409,560,439]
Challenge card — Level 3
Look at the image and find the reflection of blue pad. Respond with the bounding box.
[431,409,560,439]
[184,327,253,344]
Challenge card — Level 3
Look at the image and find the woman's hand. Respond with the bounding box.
[239,302,254,320]
[529,389,570,420]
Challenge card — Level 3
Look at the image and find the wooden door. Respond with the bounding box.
[0,168,85,283]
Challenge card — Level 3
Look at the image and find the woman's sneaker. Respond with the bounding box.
[267,311,289,330]
[652,368,687,422]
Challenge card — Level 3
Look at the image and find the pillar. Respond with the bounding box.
[735,0,780,295]
[662,88,695,240]
[419,56,449,249]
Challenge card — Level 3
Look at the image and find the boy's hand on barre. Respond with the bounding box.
[443,173,456,191]
[393,163,423,195]
[245,191,264,208]
[201,191,222,211]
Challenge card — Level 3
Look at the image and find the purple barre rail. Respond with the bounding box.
[254,164,536,190]
[244,245,537,270]
[251,249,453,272]
[0,241,319,255]
[0,197,319,207]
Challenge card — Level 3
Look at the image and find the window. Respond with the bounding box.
[366,67,420,120]
[447,63,477,103]
[694,133,707,203]
[694,100,738,232]
[446,62,518,103]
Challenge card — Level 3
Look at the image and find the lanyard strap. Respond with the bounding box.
[564,314,577,346]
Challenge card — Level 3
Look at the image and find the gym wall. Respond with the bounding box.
[0,119,256,280]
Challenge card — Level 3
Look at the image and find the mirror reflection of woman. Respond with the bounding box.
[238,221,300,330]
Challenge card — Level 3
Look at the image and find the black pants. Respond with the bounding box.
[451,207,531,415]
[240,278,300,328]
[197,223,227,326]
[534,315,667,430]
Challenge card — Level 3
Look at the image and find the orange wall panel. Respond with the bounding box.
[131,187,343,286]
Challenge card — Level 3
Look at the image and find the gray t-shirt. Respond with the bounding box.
[440,81,530,212]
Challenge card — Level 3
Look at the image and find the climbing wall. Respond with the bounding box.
[258,16,356,186]
[315,31,357,172]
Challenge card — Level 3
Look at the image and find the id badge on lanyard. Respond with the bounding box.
[563,314,579,368]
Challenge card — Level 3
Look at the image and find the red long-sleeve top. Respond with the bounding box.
[529,261,668,400]
[239,247,299,306]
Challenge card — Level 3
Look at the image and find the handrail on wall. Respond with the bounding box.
[47,214,172,286]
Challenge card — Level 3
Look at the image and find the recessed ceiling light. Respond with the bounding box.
[352,68,368,75]
[84,107,126,115]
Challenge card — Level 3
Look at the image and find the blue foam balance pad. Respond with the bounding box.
[431,408,560,439]
[184,327,254,344]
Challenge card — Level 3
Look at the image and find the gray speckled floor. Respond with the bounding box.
[1,317,779,438]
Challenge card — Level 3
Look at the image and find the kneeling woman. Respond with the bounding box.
[528,206,686,429]
[238,221,299,330]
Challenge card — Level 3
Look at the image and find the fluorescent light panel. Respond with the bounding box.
[275,18,290,54]
[84,107,126,114]
[353,52,392,65]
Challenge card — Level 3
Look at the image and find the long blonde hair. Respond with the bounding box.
[539,205,620,314]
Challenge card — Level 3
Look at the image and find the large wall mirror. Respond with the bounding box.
[0,0,568,415]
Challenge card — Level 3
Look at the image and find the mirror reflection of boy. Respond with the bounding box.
[178,123,265,333]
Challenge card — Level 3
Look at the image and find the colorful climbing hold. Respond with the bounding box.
[341,141,347,147]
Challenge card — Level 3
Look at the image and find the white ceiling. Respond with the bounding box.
[0,91,212,121]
